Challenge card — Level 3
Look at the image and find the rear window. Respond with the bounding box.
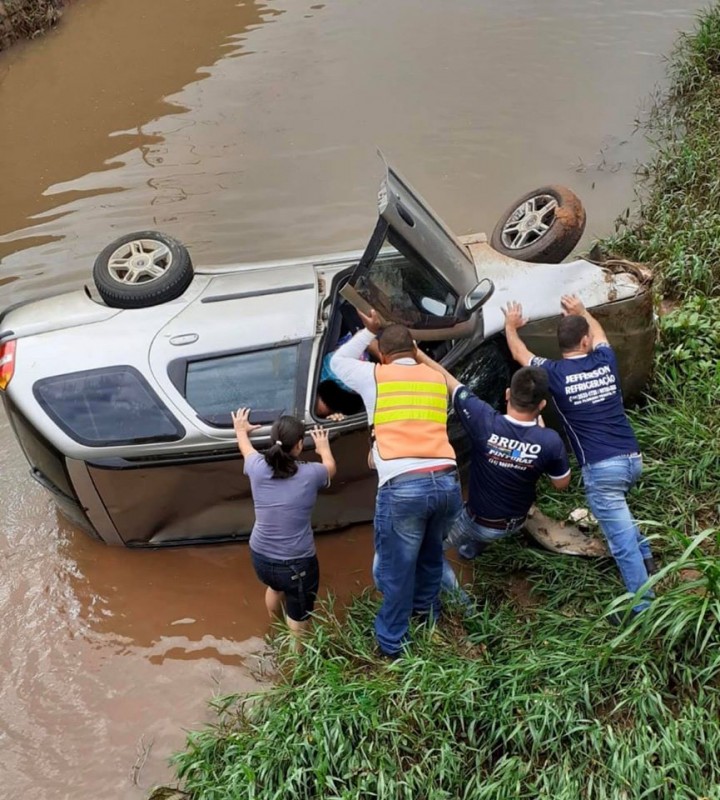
[184,345,299,426]
[34,367,184,447]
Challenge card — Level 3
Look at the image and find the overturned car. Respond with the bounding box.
[0,162,654,547]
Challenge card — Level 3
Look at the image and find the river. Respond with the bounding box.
[0,1,704,797]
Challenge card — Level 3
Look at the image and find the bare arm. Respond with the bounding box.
[550,473,571,491]
[232,407,261,459]
[561,294,609,347]
[310,425,337,481]
[414,348,461,395]
[503,301,537,366]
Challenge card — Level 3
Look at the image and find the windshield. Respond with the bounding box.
[185,345,300,426]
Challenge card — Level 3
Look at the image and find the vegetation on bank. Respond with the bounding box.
[159,9,720,799]
[0,0,63,52]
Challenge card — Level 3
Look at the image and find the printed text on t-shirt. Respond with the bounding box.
[563,364,617,406]
[487,433,541,469]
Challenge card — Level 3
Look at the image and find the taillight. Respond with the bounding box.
[0,340,16,391]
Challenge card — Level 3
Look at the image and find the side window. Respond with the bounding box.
[34,367,184,447]
[183,345,300,426]
[356,248,458,329]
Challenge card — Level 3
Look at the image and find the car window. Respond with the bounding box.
[355,247,459,329]
[185,345,299,426]
[34,367,184,447]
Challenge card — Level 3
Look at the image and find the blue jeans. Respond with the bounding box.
[374,470,462,655]
[441,507,524,596]
[582,454,652,611]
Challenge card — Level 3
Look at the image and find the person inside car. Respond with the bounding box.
[232,408,336,647]
[315,332,380,419]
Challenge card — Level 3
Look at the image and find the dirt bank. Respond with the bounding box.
[0,0,62,51]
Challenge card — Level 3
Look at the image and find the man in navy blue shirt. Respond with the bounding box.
[503,294,656,619]
[417,352,571,594]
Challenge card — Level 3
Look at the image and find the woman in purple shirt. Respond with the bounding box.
[232,408,336,644]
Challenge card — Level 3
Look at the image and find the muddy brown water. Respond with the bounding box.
[0,1,706,796]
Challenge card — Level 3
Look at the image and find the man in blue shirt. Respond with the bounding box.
[503,294,656,619]
[417,352,571,594]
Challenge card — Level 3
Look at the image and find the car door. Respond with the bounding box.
[347,161,481,340]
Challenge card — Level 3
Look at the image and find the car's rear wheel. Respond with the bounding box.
[490,185,586,263]
[93,231,193,308]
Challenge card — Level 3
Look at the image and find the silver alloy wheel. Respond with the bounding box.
[106,239,173,285]
[500,194,558,249]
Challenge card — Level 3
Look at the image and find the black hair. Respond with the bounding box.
[378,324,415,358]
[317,380,364,416]
[264,415,305,479]
[509,366,549,412]
[557,315,590,353]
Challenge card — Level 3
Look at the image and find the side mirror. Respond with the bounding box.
[464,278,495,314]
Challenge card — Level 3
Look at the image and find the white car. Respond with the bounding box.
[0,161,654,547]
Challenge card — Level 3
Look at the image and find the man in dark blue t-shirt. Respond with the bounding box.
[417,352,571,595]
[503,294,655,618]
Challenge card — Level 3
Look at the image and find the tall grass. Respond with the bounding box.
[159,8,720,799]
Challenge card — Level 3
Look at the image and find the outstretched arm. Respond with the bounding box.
[328,308,380,394]
[561,294,609,347]
[310,426,337,481]
[414,348,461,395]
[232,407,261,458]
[503,301,537,366]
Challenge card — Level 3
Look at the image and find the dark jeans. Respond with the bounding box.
[250,548,320,622]
[373,469,462,655]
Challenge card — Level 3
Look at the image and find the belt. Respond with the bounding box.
[385,465,457,486]
[466,506,526,531]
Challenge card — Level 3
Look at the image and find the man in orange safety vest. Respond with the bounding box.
[330,311,462,658]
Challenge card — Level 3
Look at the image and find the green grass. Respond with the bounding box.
[157,8,720,799]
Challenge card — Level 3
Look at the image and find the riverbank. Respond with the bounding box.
[0,0,63,50]
[159,8,720,798]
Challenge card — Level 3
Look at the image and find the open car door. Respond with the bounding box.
[342,158,492,339]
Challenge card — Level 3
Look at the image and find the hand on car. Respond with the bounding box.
[358,308,383,334]
[561,294,586,316]
[231,407,261,434]
[310,425,333,454]
[502,301,528,330]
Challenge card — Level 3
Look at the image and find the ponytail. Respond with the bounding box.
[264,416,305,479]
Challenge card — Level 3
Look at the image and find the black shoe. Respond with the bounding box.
[606,609,642,628]
[644,557,659,576]
[376,646,401,662]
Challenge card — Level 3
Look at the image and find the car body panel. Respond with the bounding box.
[0,289,122,339]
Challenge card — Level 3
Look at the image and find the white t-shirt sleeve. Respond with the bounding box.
[329,328,377,395]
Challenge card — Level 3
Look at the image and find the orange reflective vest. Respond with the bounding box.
[372,363,455,460]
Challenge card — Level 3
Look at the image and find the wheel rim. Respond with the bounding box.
[500,194,558,249]
[106,239,173,285]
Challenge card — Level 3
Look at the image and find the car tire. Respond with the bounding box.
[92,231,194,308]
[490,185,586,263]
